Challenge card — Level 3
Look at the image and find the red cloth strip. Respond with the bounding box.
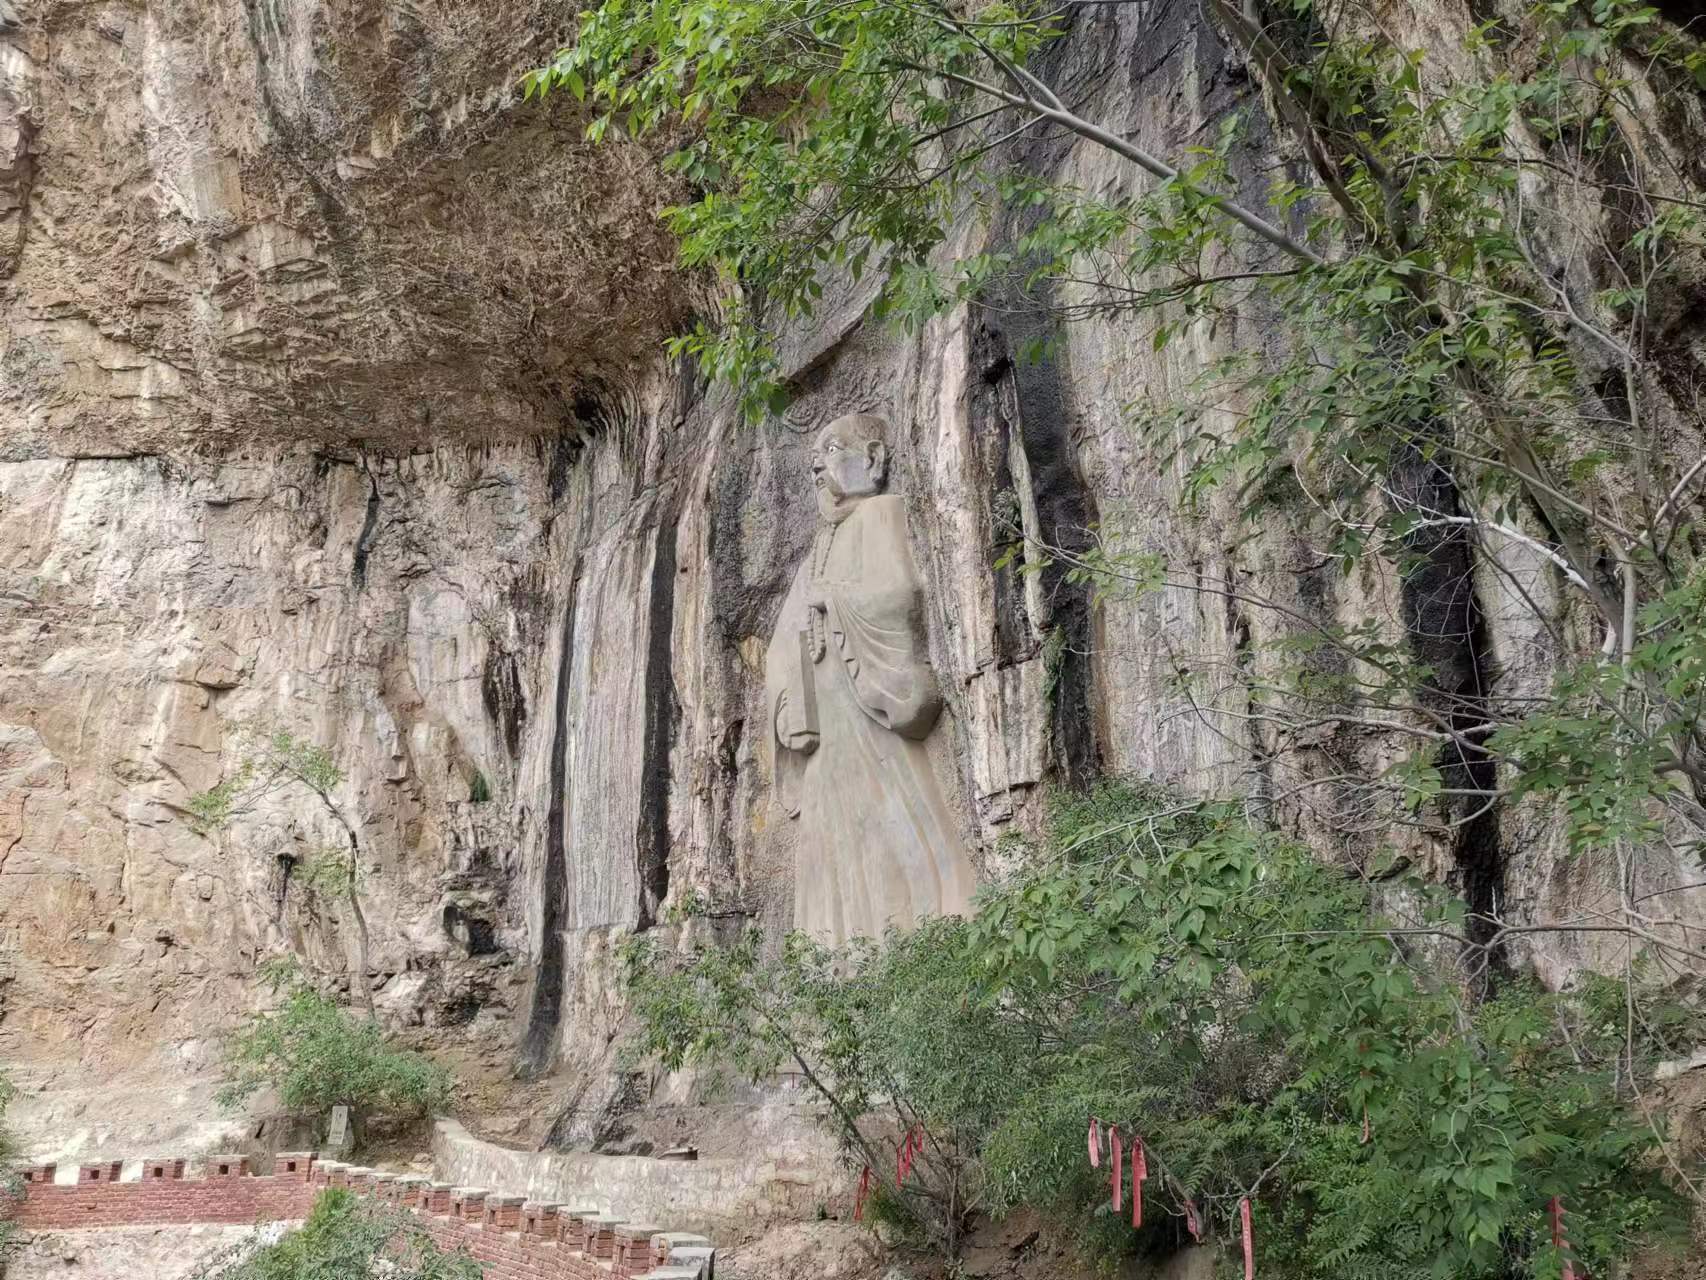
[1088,1118,1101,1169]
[1184,1199,1201,1242]
[1240,1197,1255,1279]
[1131,1142,1143,1228]
[855,1166,871,1221]
[1110,1128,1123,1211]
[1549,1196,1576,1280]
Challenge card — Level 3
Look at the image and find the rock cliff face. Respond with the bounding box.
[3,0,1703,1157]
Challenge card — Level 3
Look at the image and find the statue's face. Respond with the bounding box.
[811,423,885,519]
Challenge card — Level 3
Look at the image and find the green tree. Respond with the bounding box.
[190,1188,480,1280]
[533,0,1706,937]
[216,966,450,1153]
[623,783,1696,1275]
[625,916,1039,1255]
[191,724,378,1018]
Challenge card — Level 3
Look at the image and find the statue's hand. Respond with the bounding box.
[783,728,820,756]
[774,691,820,755]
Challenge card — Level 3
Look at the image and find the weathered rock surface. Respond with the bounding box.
[2,0,1703,1162]
[11,1223,276,1280]
[0,0,682,457]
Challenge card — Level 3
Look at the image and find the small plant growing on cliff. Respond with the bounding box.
[216,967,450,1153]
[190,1187,480,1280]
[190,723,379,1019]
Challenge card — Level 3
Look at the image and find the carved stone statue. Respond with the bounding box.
[765,413,978,946]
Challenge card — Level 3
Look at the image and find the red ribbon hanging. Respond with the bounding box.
[1130,1137,1145,1228]
[1088,1117,1101,1169]
[855,1166,871,1221]
[1240,1197,1255,1280]
[1184,1199,1202,1243]
[1109,1127,1123,1212]
[1359,1069,1373,1146]
[1549,1196,1577,1280]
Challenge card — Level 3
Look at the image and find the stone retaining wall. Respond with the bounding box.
[433,1117,831,1237]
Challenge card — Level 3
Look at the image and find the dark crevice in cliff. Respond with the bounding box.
[351,468,381,588]
[970,342,1037,670]
[1391,447,1506,973]
[705,420,779,896]
[481,650,528,760]
[520,556,584,1076]
[635,513,682,931]
[547,410,597,505]
[713,716,745,887]
[980,308,1102,788]
[1227,596,1276,824]
[442,902,499,957]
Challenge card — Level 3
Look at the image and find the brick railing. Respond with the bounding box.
[8,1155,316,1231]
[6,1154,716,1280]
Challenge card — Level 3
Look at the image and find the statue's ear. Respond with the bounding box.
[865,441,888,487]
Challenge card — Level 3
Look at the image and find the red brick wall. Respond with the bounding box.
[10,1167,317,1231]
[3,1157,713,1280]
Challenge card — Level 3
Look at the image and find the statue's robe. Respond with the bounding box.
[766,493,977,946]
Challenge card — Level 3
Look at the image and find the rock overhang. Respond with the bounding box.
[0,0,688,459]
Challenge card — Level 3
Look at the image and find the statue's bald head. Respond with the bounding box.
[812,414,889,519]
[819,412,887,449]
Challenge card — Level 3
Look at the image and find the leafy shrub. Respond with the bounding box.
[973,784,1696,1275]
[625,915,1038,1254]
[216,973,450,1141]
[190,1188,480,1280]
[624,782,1697,1276]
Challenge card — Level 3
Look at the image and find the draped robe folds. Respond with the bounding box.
[765,493,978,946]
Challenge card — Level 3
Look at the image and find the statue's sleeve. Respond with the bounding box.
[825,496,942,740]
[766,572,817,818]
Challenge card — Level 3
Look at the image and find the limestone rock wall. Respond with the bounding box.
[0,0,681,457]
[3,0,1703,1159]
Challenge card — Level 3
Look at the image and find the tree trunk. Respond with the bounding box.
[346,876,376,1022]
[329,806,377,1021]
